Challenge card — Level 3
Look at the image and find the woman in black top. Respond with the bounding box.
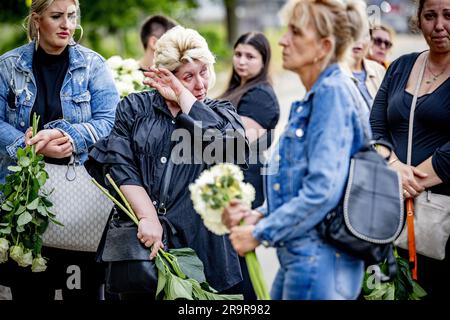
[370,0,450,299]
[218,32,279,300]
[0,0,119,300]
[220,32,280,209]
[86,26,249,299]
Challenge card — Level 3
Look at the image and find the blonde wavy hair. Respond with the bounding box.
[154,26,216,88]
[279,0,368,64]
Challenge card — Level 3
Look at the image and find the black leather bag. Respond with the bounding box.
[317,142,404,279]
[101,208,171,295]
[99,149,176,295]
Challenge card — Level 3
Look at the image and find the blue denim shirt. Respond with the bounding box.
[254,64,370,248]
[0,42,119,182]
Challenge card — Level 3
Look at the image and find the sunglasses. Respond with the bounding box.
[372,37,393,49]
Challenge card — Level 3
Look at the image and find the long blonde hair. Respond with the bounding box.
[24,0,80,42]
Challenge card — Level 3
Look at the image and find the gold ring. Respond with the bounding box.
[403,190,407,196]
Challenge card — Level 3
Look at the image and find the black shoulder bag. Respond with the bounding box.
[317,99,404,280]
[100,151,176,295]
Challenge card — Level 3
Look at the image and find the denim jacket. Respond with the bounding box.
[0,42,119,181]
[253,64,369,248]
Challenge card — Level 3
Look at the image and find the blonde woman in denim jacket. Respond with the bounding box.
[0,0,118,300]
[223,0,370,300]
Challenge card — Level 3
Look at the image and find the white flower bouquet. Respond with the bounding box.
[106,55,145,97]
[0,114,61,272]
[189,163,270,300]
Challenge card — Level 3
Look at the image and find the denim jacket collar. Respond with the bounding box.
[16,41,87,74]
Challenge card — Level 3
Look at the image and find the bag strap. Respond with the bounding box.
[156,147,177,237]
[405,52,428,281]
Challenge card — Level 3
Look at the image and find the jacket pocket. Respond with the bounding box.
[71,91,92,122]
[283,126,306,164]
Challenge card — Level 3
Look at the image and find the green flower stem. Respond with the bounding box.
[237,220,270,300]
[105,174,135,220]
[245,251,262,298]
[245,251,270,300]
[91,178,139,225]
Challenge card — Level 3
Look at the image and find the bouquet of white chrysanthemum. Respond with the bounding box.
[189,163,270,300]
[189,163,255,235]
[106,55,145,97]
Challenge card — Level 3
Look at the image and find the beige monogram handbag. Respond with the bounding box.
[41,124,112,252]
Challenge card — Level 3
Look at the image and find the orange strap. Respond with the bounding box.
[406,198,418,280]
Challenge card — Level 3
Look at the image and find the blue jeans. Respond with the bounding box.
[271,238,364,300]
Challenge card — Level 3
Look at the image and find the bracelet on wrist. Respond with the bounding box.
[388,158,399,165]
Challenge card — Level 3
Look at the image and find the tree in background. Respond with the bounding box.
[0,0,198,57]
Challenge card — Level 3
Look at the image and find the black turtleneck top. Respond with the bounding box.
[32,46,69,130]
[32,46,70,164]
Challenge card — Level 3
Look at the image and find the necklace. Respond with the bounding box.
[425,59,448,84]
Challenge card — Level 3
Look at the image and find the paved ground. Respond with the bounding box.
[0,35,427,300]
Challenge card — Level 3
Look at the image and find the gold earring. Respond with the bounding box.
[35,29,40,51]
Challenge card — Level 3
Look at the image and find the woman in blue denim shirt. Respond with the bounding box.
[223,0,370,299]
[0,0,118,300]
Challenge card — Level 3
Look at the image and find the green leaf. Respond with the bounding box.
[7,166,22,173]
[17,211,33,226]
[169,248,207,284]
[165,273,193,300]
[364,283,389,300]
[412,281,427,298]
[18,156,31,167]
[16,225,25,233]
[201,290,243,300]
[384,283,395,300]
[36,171,47,187]
[1,202,13,211]
[17,148,26,158]
[26,198,40,210]
[14,205,27,216]
[0,227,11,234]
[37,205,48,217]
[155,256,168,298]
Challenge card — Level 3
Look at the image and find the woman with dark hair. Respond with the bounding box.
[220,32,280,209]
[219,32,279,300]
[370,0,450,299]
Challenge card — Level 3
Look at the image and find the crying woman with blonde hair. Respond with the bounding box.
[85,25,250,299]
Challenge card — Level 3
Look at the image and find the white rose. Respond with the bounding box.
[0,238,9,263]
[18,249,33,267]
[106,55,123,70]
[122,58,139,72]
[120,74,134,85]
[9,245,23,264]
[31,255,47,272]
[195,170,215,187]
[240,182,256,207]
[131,69,144,82]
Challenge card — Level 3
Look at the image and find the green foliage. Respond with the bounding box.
[0,114,61,270]
[363,249,427,300]
[155,248,243,300]
[0,0,28,24]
